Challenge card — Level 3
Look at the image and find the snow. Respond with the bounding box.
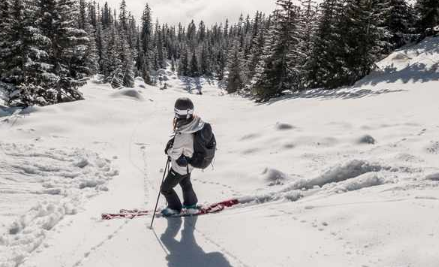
[0,142,117,266]
[1,37,439,267]
[110,88,145,101]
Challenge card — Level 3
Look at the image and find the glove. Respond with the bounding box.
[164,138,174,155]
[176,155,189,167]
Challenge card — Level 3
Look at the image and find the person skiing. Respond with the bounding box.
[161,97,205,216]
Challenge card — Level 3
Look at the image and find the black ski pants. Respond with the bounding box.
[161,168,198,212]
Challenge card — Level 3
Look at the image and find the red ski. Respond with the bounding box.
[101,199,239,220]
[101,209,150,220]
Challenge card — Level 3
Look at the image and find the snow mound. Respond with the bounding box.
[261,168,290,186]
[357,134,376,145]
[111,89,144,101]
[331,173,384,193]
[135,77,144,83]
[426,173,439,181]
[283,160,385,191]
[275,122,295,131]
[392,52,411,61]
[240,133,261,141]
[89,74,105,84]
[282,142,295,149]
[238,161,387,207]
[134,77,148,89]
[239,190,303,205]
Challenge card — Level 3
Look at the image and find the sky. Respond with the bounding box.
[96,0,277,26]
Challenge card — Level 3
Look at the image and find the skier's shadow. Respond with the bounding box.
[161,216,232,267]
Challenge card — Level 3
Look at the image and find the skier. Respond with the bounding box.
[161,97,205,216]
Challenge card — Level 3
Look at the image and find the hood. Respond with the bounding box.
[177,116,205,134]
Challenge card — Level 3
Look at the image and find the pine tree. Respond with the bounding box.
[88,1,97,28]
[307,0,345,89]
[189,51,199,77]
[119,0,128,32]
[78,0,99,75]
[78,0,87,30]
[96,22,106,73]
[121,38,135,87]
[4,0,53,106]
[45,0,89,102]
[253,0,302,100]
[341,0,390,85]
[0,0,12,77]
[226,40,246,93]
[105,25,123,87]
[382,0,414,49]
[156,24,166,69]
[178,49,189,76]
[140,3,153,84]
[298,0,319,88]
[200,44,211,76]
[216,48,227,81]
[187,20,197,49]
[102,2,112,28]
[198,20,206,42]
[415,0,439,34]
[247,12,268,84]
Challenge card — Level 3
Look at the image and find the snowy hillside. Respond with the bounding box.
[1,37,439,267]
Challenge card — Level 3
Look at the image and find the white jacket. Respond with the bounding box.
[167,117,205,175]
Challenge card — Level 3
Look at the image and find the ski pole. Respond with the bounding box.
[150,157,170,229]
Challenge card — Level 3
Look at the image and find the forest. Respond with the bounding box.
[0,0,438,106]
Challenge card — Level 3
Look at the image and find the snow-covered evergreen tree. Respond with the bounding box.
[189,51,199,77]
[307,0,344,89]
[155,24,166,70]
[226,40,246,93]
[139,3,153,84]
[382,0,416,49]
[298,0,319,88]
[119,0,128,33]
[3,0,53,106]
[341,0,390,85]
[121,38,135,88]
[215,48,227,81]
[41,0,89,103]
[78,0,99,76]
[415,0,439,35]
[246,12,265,82]
[0,0,12,77]
[200,44,211,76]
[253,0,302,100]
[178,49,189,76]
[248,15,271,89]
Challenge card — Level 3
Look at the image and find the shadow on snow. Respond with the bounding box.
[259,87,407,106]
[160,216,232,267]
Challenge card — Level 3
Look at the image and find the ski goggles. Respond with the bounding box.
[174,108,194,119]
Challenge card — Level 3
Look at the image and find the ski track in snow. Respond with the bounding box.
[185,220,253,267]
[70,220,129,267]
[0,142,118,267]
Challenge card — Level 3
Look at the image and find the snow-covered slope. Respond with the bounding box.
[358,36,439,86]
[1,37,439,267]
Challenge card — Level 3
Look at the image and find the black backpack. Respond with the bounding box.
[191,123,217,169]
